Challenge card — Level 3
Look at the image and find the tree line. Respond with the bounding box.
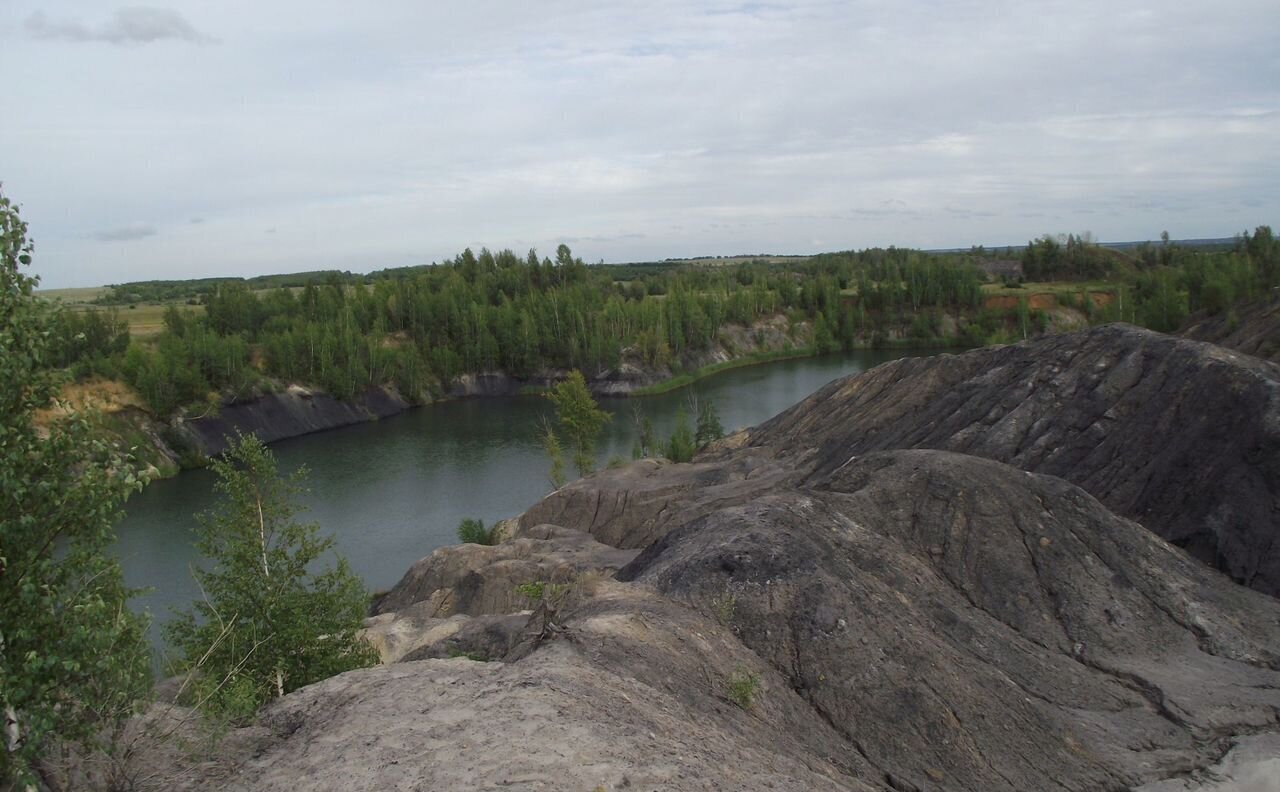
[48,227,1280,416]
[56,244,991,415]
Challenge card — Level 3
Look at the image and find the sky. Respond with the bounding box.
[2,1,1277,289]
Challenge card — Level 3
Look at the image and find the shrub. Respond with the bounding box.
[164,433,379,717]
[727,667,760,709]
[457,517,497,545]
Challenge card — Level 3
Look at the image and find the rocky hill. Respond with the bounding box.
[134,325,1280,792]
[1180,294,1280,363]
[747,324,1280,597]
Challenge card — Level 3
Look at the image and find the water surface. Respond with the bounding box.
[115,349,938,660]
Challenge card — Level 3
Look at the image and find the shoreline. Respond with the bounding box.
[125,335,971,482]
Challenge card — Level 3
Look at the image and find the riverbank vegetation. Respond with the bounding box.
[39,228,1280,423]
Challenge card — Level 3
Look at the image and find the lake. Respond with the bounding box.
[115,349,938,662]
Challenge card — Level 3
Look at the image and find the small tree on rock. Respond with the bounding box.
[666,407,697,463]
[546,370,611,477]
[695,397,725,447]
[165,433,377,719]
[539,416,567,489]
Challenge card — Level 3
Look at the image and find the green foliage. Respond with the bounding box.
[456,517,497,545]
[709,592,736,626]
[47,307,130,373]
[812,310,838,354]
[1,190,151,787]
[515,580,569,605]
[47,230,1280,417]
[695,397,725,447]
[726,667,761,709]
[1021,233,1115,281]
[665,407,697,463]
[539,416,567,490]
[164,433,378,717]
[547,370,611,476]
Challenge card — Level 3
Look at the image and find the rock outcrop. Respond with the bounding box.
[175,385,411,456]
[1180,294,1280,364]
[137,325,1280,791]
[746,324,1280,596]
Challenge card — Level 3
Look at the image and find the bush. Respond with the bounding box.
[0,189,151,788]
[666,407,696,462]
[457,517,497,545]
[727,667,760,709]
[164,433,379,716]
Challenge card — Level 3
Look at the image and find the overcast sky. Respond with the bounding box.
[2,1,1277,288]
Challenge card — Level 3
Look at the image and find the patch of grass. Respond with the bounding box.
[633,347,816,396]
[446,646,489,662]
[726,667,760,709]
[515,580,569,604]
[457,517,499,545]
[709,592,736,626]
[112,302,206,337]
[35,286,113,303]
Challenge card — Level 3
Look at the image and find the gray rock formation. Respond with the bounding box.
[746,324,1280,596]
[371,523,640,617]
[1180,294,1280,364]
[134,325,1280,791]
[175,384,410,456]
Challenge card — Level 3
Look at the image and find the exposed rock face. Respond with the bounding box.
[142,326,1280,791]
[176,385,410,456]
[619,450,1280,791]
[1180,294,1280,364]
[371,523,640,617]
[746,324,1280,596]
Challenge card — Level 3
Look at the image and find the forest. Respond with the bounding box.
[47,229,1280,417]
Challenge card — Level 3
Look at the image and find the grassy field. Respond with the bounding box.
[36,287,204,337]
[36,286,112,303]
[115,303,205,337]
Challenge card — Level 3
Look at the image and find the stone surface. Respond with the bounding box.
[176,385,410,456]
[128,325,1280,791]
[372,523,640,617]
[618,450,1280,791]
[746,323,1280,595]
[1180,294,1280,364]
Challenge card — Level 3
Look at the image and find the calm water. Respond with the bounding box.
[115,349,935,660]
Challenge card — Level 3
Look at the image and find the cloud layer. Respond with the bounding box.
[2,1,1276,288]
[25,6,211,45]
[94,223,158,241]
